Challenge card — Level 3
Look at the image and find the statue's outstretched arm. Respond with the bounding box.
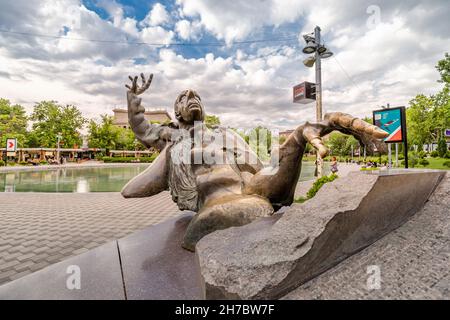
[244,112,388,208]
[121,144,170,198]
[126,74,174,151]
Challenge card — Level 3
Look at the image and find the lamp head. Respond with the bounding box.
[320,49,333,59]
[303,56,316,67]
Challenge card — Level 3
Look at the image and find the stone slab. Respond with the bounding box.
[196,170,446,299]
[282,172,450,299]
[0,241,125,300]
[118,212,202,300]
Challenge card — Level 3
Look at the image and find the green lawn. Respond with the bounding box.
[302,155,450,170]
[418,157,450,170]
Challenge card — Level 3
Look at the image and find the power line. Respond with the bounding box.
[332,55,362,91]
[0,29,299,47]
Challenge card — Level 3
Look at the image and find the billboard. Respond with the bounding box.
[445,129,450,137]
[372,107,406,143]
[293,81,316,104]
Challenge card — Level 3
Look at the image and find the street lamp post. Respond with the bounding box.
[314,26,324,177]
[56,133,62,164]
[301,26,333,177]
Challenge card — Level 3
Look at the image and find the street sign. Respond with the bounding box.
[372,107,407,143]
[445,129,450,137]
[293,82,316,104]
[6,138,17,152]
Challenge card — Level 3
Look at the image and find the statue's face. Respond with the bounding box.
[174,89,205,124]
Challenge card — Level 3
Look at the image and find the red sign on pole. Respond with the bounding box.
[293,82,316,104]
[6,138,17,152]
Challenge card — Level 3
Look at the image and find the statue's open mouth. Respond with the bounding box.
[187,102,201,111]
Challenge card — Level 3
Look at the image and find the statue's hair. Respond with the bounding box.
[168,137,199,211]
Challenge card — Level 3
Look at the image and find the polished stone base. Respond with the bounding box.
[0,212,199,300]
[118,212,201,299]
[0,241,125,300]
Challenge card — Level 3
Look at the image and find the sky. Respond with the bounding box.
[0,0,448,131]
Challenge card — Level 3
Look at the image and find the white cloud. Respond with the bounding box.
[177,0,307,43]
[0,0,448,133]
[142,3,170,27]
[141,26,174,45]
[175,19,202,40]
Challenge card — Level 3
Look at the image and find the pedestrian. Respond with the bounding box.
[331,156,338,174]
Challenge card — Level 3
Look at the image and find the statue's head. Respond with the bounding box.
[174,89,205,125]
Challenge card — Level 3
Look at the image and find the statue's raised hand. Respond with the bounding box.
[302,112,389,157]
[126,73,153,95]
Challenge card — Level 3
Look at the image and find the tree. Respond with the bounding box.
[87,115,120,150]
[406,94,435,146]
[0,99,28,147]
[362,116,373,124]
[116,127,142,150]
[406,54,450,149]
[205,115,221,129]
[247,126,272,160]
[437,137,447,158]
[29,101,86,148]
[436,52,450,86]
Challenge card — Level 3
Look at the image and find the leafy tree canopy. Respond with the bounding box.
[29,101,86,148]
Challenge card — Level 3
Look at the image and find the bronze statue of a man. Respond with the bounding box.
[122,73,388,251]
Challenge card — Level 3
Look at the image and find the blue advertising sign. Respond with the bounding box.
[445,129,450,137]
[372,107,406,143]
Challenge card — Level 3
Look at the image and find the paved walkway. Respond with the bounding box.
[295,163,360,198]
[0,192,179,285]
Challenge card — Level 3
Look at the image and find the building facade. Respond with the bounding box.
[112,108,172,129]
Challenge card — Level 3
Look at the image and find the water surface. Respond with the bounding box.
[0,162,328,193]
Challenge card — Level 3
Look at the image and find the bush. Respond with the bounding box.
[0,160,4,166]
[360,167,380,171]
[430,151,439,157]
[419,159,429,166]
[398,153,405,160]
[40,160,48,165]
[437,138,447,158]
[294,196,308,204]
[445,151,450,159]
[443,161,450,168]
[19,161,28,165]
[401,157,419,167]
[418,151,427,159]
[306,173,338,199]
[102,155,157,163]
[95,153,105,161]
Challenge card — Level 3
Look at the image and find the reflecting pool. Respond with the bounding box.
[0,162,328,193]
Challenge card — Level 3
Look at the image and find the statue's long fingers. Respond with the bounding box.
[307,135,328,158]
[125,84,131,90]
[133,75,139,92]
[325,112,388,139]
[145,74,153,89]
[140,73,146,86]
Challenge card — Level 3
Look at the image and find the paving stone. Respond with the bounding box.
[0,191,179,284]
[17,253,35,262]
